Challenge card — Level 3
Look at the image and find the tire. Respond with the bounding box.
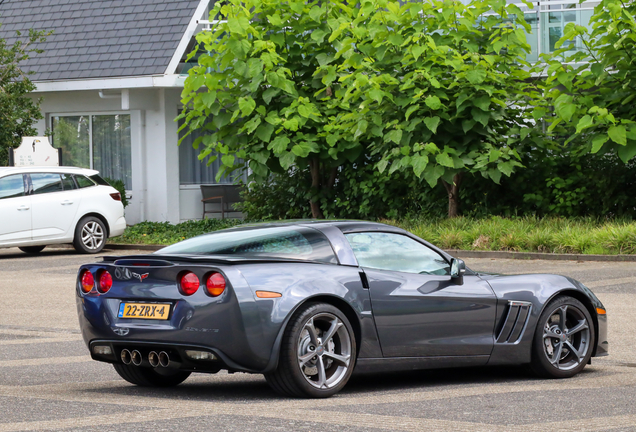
[19,246,45,254]
[73,216,107,254]
[530,295,595,378]
[113,363,191,387]
[265,302,357,398]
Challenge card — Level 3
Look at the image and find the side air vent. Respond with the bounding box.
[496,300,533,344]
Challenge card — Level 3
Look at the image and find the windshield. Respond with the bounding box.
[157,226,338,263]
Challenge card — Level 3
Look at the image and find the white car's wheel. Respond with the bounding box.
[73,216,106,254]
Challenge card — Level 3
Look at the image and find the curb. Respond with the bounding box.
[105,243,636,262]
[446,249,636,262]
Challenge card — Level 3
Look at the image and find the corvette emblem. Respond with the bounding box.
[131,272,149,282]
[113,327,129,336]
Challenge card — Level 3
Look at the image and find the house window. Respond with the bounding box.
[51,114,132,190]
[178,119,241,185]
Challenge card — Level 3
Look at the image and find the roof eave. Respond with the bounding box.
[33,74,186,92]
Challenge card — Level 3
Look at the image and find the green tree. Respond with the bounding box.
[543,0,636,162]
[178,0,365,218]
[0,25,50,166]
[180,0,540,218]
[332,0,539,217]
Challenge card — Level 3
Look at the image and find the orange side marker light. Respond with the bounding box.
[596,308,606,315]
[255,291,282,299]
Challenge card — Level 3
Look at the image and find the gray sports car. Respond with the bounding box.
[76,220,608,398]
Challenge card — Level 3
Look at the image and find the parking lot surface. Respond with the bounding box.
[1,247,635,431]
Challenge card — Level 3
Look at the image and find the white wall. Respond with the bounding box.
[31,87,239,225]
[31,88,181,224]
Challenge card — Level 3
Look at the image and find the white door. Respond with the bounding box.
[30,173,81,241]
[0,174,32,244]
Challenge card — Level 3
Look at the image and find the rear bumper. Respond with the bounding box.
[109,217,126,237]
[88,339,249,373]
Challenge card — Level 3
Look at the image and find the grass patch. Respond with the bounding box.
[110,216,636,255]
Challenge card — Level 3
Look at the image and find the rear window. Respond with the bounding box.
[157,227,338,263]
[74,175,96,188]
[89,175,110,186]
[30,173,64,194]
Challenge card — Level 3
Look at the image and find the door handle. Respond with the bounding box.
[17,205,30,211]
[61,200,74,205]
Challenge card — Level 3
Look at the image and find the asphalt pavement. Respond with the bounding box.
[1,246,635,431]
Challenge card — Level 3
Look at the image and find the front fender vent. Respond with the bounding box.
[496,300,533,344]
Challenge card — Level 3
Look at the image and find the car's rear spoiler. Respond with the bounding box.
[100,253,330,266]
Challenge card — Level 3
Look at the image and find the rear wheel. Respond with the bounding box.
[265,303,356,398]
[19,246,45,254]
[113,364,191,387]
[73,216,106,254]
[530,296,594,378]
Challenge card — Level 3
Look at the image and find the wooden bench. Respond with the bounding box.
[200,184,243,219]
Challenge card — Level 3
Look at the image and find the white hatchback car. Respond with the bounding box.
[0,166,126,254]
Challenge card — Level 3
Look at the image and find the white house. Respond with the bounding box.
[0,0,236,224]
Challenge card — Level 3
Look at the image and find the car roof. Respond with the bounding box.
[0,166,99,177]
[218,219,407,234]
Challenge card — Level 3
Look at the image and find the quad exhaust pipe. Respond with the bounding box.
[120,349,132,365]
[159,351,170,368]
[120,349,174,368]
[148,351,159,368]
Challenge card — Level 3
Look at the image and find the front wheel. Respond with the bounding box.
[530,295,595,378]
[265,303,357,398]
[73,216,106,254]
[113,364,191,387]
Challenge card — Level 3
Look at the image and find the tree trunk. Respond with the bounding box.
[308,158,324,219]
[442,173,463,218]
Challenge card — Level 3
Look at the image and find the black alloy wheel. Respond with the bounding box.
[530,295,595,378]
[265,302,357,398]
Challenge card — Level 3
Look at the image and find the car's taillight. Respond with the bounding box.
[98,271,112,293]
[205,272,226,297]
[110,192,121,201]
[81,270,94,293]
[179,272,199,296]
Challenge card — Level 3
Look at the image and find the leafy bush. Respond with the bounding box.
[102,177,129,208]
[111,219,243,245]
[238,159,448,221]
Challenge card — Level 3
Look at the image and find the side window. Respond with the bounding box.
[345,232,450,275]
[0,175,26,199]
[74,175,96,188]
[61,174,77,190]
[30,173,64,195]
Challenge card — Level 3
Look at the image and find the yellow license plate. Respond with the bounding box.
[118,302,171,320]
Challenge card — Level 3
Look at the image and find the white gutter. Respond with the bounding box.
[33,74,186,93]
[164,0,210,75]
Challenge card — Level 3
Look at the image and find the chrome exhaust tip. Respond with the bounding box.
[131,350,142,366]
[121,349,132,365]
[158,351,170,368]
[148,351,159,368]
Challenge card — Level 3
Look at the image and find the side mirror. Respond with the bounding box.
[450,258,466,285]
